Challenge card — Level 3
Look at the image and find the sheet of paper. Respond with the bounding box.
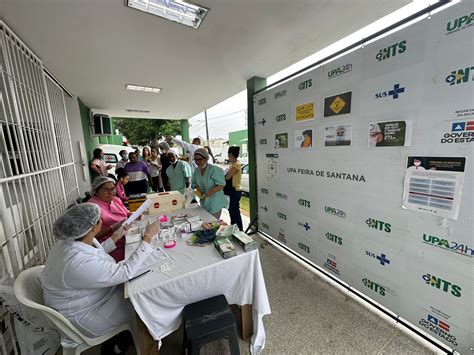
[124,199,153,225]
[139,247,170,270]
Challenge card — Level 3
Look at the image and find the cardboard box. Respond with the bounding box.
[147,191,185,215]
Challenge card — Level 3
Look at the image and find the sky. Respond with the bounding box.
[188,0,455,141]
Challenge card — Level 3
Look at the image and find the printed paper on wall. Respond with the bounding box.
[368,120,412,147]
[294,128,313,148]
[402,156,466,219]
[295,101,315,122]
[325,125,352,146]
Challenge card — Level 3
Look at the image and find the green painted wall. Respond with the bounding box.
[181,120,190,142]
[78,98,99,161]
[229,129,248,148]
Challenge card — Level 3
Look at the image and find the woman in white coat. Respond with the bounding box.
[40,204,159,351]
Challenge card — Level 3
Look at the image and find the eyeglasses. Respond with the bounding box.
[194,157,205,162]
[99,188,116,194]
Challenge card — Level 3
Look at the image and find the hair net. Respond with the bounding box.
[167,148,179,157]
[159,141,170,151]
[194,148,209,160]
[91,176,115,194]
[53,204,100,240]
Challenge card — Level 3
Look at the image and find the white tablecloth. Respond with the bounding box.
[125,206,271,354]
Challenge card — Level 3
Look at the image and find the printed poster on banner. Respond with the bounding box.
[294,128,313,148]
[325,125,352,146]
[274,133,288,148]
[402,156,466,220]
[295,101,315,122]
[324,91,352,117]
[266,153,279,181]
[368,120,412,147]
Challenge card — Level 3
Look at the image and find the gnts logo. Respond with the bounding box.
[258,98,266,105]
[362,278,385,296]
[422,273,461,297]
[366,218,391,233]
[298,79,312,91]
[446,12,474,35]
[298,198,311,208]
[376,40,406,61]
[276,114,286,122]
[298,242,310,253]
[277,212,287,220]
[446,66,474,86]
[260,188,269,195]
[326,232,342,245]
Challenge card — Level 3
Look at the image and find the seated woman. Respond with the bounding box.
[88,176,130,262]
[191,148,227,219]
[115,168,129,204]
[40,204,159,348]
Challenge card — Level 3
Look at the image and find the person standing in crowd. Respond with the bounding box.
[142,146,151,163]
[166,148,192,194]
[88,177,130,262]
[172,136,212,169]
[115,168,129,203]
[191,148,227,219]
[224,146,243,231]
[115,150,129,170]
[40,203,160,353]
[148,147,162,192]
[134,148,142,161]
[89,148,112,180]
[204,145,216,164]
[159,141,171,191]
[124,152,152,195]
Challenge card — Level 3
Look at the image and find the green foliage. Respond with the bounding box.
[113,118,181,146]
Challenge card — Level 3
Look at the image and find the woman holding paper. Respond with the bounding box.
[40,204,160,352]
[88,176,131,261]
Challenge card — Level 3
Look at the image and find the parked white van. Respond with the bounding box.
[99,144,135,175]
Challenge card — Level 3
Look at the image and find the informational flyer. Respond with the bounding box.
[294,128,313,148]
[325,125,352,146]
[324,91,352,117]
[266,153,279,181]
[402,156,466,220]
[295,101,315,122]
[274,132,288,148]
[368,120,412,147]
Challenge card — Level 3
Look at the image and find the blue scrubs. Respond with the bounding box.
[192,164,227,214]
[166,160,192,194]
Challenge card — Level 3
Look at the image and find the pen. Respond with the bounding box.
[128,269,151,282]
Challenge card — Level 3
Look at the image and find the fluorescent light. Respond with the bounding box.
[126,109,151,113]
[125,84,162,93]
[127,0,208,29]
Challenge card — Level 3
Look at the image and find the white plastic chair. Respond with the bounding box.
[13,265,140,355]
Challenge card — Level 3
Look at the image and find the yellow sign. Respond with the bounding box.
[295,101,315,122]
[329,96,346,114]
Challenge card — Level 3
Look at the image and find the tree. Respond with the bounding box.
[113,118,181,146]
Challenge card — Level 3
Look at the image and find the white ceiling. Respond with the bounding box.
[0,0,411,120]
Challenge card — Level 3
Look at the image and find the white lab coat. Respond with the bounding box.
[172,138,213,170]
[40,238,153,337]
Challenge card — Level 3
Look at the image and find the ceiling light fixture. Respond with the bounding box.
[126,109,151,113]
[126,0,208,29]
[125,84,162,93]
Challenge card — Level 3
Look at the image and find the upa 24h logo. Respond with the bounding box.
[419,314,457,346]
[326,232,342,245]
[274,89,287,99]
[375,83,405,99]
[324,206,346,218]
[362,278,385,296]
[422,273,461,297]
[446,12,473,36]
[259,138,267,145]
[446,66,474,86]
[298,79,312,91]
[376,40,406,61]
[276,192,288,200]
[366,218,391,233]
[423,233,473,258]
[327,63,352,79]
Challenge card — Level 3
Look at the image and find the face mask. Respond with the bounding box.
[121,153,128,160]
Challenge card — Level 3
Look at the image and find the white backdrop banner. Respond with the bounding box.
[253,2,473,353]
